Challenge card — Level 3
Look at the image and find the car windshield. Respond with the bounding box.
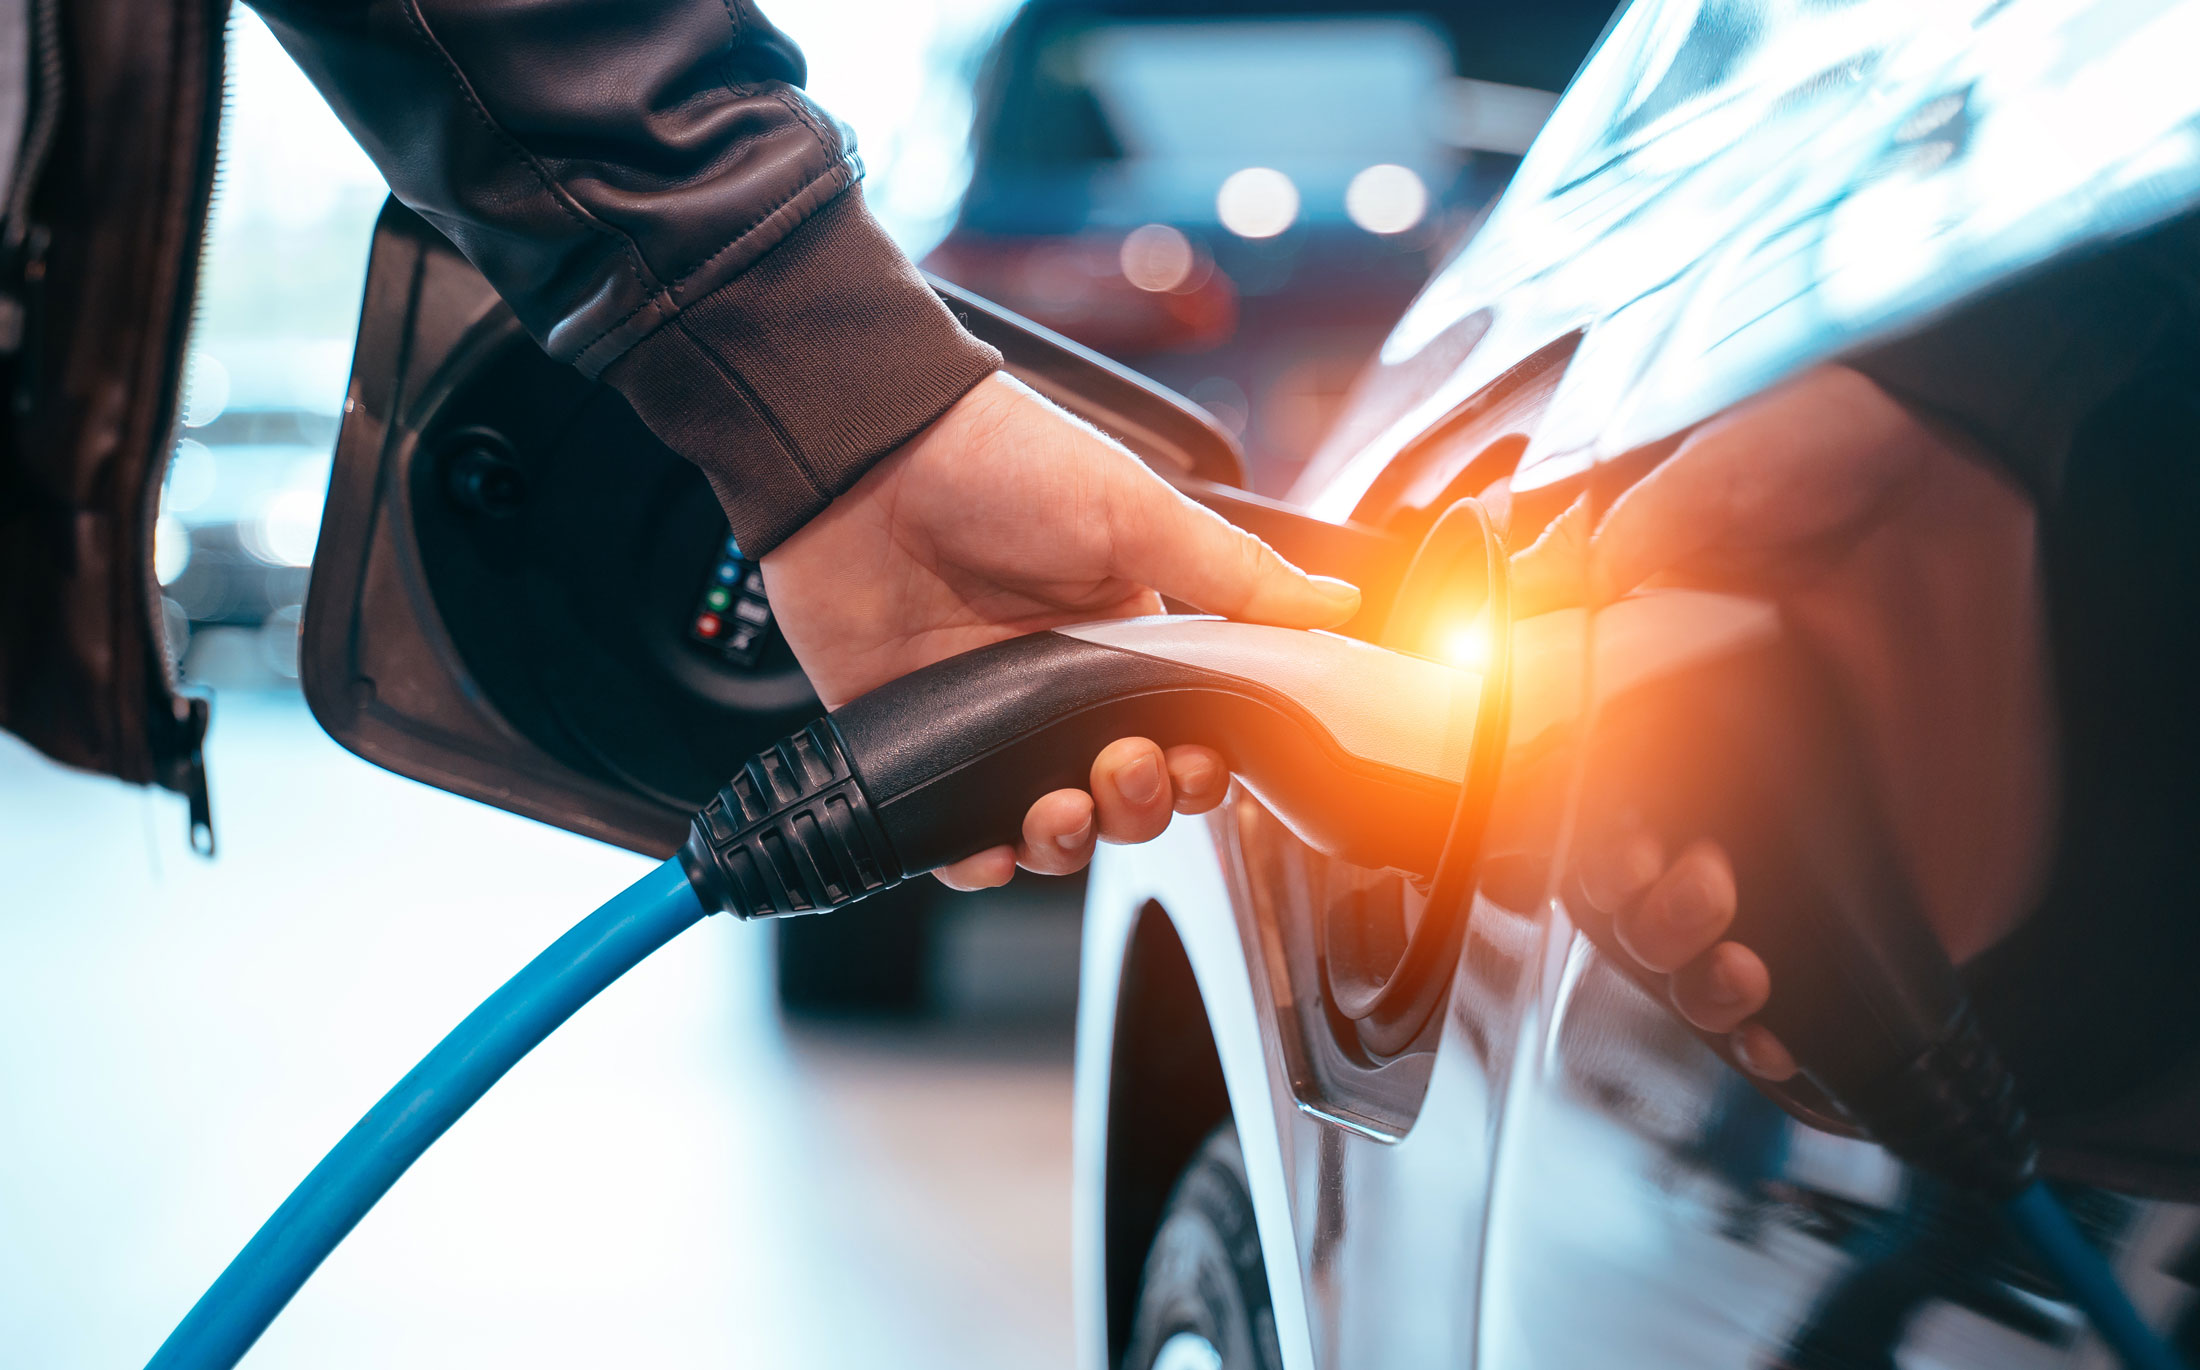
[976,15,1557,229]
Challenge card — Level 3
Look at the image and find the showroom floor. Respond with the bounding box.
[0,694,1075,1369]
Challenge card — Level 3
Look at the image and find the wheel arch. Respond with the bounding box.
[1102,899,1233,1367]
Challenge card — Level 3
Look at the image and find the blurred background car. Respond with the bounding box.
[155,371,341,688]
[924,0,1615,493]
[148,27,384,695]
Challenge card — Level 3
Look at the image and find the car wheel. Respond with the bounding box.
[1124,1124,1283,1370]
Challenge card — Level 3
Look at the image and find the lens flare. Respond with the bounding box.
[1440,622,1493,671]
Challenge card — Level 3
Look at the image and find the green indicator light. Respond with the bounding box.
[705,586,732,611]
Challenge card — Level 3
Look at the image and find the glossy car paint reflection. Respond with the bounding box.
[1486,368,2147,1366]
[1076,1,2200,1368]
[1301,0,2200,517]
[1486,933,2200,1368]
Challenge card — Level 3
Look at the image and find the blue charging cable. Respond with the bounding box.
[144,857,706,1370]
[2004,1182,2190,1370]
[133,861,2191,1369]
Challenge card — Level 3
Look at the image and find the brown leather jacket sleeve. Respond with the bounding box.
[250,0,1000,555]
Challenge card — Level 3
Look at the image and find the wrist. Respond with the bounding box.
[604,188,1002,559]
[896,370,1027,461]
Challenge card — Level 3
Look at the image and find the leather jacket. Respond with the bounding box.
[252,0,1000,556]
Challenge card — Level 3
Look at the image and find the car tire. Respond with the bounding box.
[1123,1124,1283,1370]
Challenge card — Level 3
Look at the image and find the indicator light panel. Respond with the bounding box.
[687,540,777,668]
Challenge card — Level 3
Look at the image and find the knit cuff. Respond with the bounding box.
[602,185,1001,555]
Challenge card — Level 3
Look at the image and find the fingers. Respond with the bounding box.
[1671,941,1770,1034]
[1083,739,1231,848]
[948,741,1234,890]
[935,845,1018,891]
[1507,492,1595,621]
[1110,480,1361,628]
[1733,1023,1799,1081]
[1614,841,1738,973]
[1090,737,1175,845]
[1577,826,1792,1079]
[1578,814,1665,914]
[1163,745,1230,815]
[1580,817,1740,975]
[1586,366,1926,606]
[1507,368,1935,617]
[1015,788,1096,877]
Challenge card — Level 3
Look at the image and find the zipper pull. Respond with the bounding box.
[184,745,215,858]
[169,693,216,858]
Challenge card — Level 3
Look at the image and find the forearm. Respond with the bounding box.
[252,0,998,553]
[1849,212,2200,503]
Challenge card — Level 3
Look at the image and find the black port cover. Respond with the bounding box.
[302,201,1262,856]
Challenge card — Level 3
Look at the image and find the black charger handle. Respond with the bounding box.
[1563,634,2036,1194]
[680,614,1480,919]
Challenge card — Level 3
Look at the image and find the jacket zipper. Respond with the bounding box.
[140,0,230,856]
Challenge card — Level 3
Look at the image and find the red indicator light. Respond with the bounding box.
[694,612,722,637]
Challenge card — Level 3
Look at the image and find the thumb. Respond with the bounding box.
[1506,491,1593,620]
[1113,480,1361,628]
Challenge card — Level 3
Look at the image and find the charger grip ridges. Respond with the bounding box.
[679,719,904,919]
[1847,1005,2038,1198]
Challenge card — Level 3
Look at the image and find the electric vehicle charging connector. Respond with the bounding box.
[147,606,2188,1370]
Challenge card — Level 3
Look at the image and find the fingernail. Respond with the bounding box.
[1673,888,1725,936]
[1310,575,1361,607]
[1706,967,1744,1005]
[1179,757,1216,795]
[1119,754,1163,804]
[1683,860,1736,929]
[1734,1025,1797,1080]
[1056,812,1093,851]
[1616,833,1664,895]
[1582,830,1661,912]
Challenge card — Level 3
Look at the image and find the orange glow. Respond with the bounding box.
[1440,621,1493,671]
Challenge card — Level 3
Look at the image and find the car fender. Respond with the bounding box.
[1076,816,1318,1370]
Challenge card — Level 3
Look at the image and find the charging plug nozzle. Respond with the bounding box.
[679,615,1497,920]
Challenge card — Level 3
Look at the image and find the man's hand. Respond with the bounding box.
[762,372,1361,890]
[1515,368,1940,1078]
[1510,366,2050,1080]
